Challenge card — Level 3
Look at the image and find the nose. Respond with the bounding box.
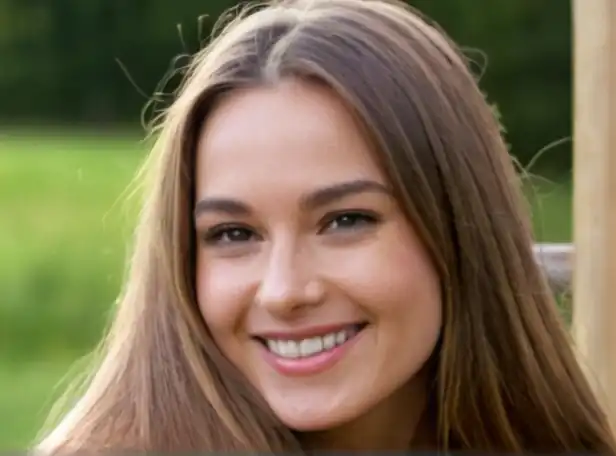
[255,240,324,316]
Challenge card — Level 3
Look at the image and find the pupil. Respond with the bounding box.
[339,215,355,226]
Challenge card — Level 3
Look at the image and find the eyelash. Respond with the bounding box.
[200,210,381,247]
[319,210,381,234]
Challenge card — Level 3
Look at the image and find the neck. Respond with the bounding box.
[299,371,433,451]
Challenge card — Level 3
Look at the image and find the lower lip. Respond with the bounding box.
[259,331,364,377]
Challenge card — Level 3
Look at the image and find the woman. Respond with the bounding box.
[38,0,616,453]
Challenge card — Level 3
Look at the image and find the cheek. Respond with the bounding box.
[195,254,249,339]
[357,226,442,375]
[336,224,442,322]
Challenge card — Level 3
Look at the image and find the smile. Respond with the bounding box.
[254,323,368,376]
[264,324,364,358]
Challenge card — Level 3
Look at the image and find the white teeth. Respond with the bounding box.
[279,340,300,358]
[299,337,323,357]
[322,333,336,350]
[264,327,362,359]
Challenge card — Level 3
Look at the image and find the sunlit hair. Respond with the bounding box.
[37,0,616,453]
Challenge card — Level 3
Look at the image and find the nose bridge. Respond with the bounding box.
[257,235,314,310]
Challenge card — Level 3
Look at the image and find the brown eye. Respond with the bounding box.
[202,225,258,245]
[320,211,380,234]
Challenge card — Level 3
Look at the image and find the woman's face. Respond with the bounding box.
[194,79,442,433]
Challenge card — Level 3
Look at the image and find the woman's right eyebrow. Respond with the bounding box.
[194,198,251,219]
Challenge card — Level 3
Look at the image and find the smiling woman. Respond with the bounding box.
[37,0,616,454]
[194,81,441,447]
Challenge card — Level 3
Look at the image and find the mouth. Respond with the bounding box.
[254,322,369,359]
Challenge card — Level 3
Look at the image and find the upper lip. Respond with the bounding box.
[252,322,367,341]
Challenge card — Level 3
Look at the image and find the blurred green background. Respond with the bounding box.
[0,0,574,449]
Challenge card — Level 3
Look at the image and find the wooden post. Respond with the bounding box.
[571,0,616,429]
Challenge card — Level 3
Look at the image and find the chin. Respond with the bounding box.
[270,401,362,432]
[280,415,350,432]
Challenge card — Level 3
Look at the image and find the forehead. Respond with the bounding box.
[195,80,386,198]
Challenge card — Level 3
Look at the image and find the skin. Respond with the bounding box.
[194,79,442,450]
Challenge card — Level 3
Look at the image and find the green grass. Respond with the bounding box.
[0,358,79,450]
[524,173,573,243]
[0,132,147,448]
[0,132,146,361]
[0,131,573,449]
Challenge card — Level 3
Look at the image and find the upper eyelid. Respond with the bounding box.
[198,220,255,234]
[320,209,380,223]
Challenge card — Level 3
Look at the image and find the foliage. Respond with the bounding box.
[0,0,572,167]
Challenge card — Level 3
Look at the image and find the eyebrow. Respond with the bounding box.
[193,178,391,219]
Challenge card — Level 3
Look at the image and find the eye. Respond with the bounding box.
[320,211,380,234]
[201,224,259,246]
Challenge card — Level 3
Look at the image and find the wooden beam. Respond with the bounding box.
[534,243,574,296]
[571,0,616,428]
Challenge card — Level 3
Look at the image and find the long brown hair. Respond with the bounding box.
[38,0,616,453]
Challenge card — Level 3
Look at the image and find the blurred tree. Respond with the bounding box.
[0,0,572,169]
